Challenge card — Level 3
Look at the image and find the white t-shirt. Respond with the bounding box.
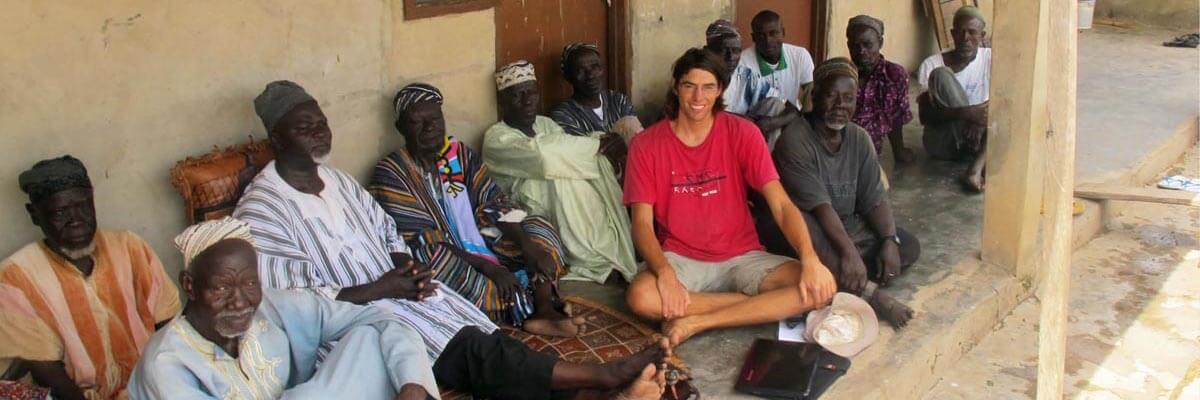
[738,43,814,105]
[917,48,992,105]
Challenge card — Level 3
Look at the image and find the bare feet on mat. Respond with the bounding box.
[523,309,586,337]
[598,338,669,389]
[868,289,915,328]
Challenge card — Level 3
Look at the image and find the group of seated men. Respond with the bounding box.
[0,5,992,400]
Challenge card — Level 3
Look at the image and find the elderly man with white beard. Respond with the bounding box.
[128,218,438,399]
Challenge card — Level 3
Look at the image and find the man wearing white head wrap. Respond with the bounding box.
[237,80,667,399]
[483,61,639,284]
[159,219,672,399]
[130,217,440,400]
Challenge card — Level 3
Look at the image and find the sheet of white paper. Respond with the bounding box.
[778,319,807,343]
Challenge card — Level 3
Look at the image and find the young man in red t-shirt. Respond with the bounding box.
[624,48,836,346]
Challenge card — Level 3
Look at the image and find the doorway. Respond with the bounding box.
[495,0,629,111]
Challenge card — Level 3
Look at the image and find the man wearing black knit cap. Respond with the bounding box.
[1,156,179,400]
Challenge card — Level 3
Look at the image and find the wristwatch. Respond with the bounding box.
[880,234,901,246]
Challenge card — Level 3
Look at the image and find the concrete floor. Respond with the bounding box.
[926,148,1200,400]
[1074,25,1200,182]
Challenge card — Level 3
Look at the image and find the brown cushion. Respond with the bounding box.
[170,140,274,224]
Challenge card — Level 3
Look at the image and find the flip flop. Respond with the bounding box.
[1158,175,1200,193]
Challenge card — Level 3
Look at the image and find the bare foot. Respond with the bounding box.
[523,310,586,338]
[960,171,984,193]
[598,338,669,389]
[663,317,701,347]
[867,290,914,328]
[616,364,666,400]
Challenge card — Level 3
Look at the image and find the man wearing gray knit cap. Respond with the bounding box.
[237,80,672,400]
[253,80,330,165]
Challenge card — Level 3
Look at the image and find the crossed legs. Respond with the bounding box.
[626,260,824,346]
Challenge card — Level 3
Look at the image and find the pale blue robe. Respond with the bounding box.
[127,289,438,400]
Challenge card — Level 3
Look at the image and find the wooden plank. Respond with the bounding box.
[1074,184,1200,206]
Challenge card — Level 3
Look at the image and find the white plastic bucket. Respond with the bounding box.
[1079,0,1096,29]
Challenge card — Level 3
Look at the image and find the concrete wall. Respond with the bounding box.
[0,1,497,279]
[628,0,734,119]
[1096,0,1200,30]
[824,0,994,73]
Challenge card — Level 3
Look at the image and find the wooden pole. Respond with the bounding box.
[1035,0,1077,397]
[981,0,1048,280]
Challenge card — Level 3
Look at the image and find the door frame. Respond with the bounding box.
[810,0,830,62]
[607,0,633,96]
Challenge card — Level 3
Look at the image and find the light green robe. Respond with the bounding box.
[483,116,637,283]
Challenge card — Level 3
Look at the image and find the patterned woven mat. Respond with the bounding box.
[441,296,686,399]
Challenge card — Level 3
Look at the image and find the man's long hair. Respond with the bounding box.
[663,48,728,120]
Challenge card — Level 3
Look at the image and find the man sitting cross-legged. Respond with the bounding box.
[369,83,583,337]
[624,48,836,347]
[917,6,992,192]
[234,80,669,400]
[764,58,923,327]
[131,218,672,400]
[0,156,180,400]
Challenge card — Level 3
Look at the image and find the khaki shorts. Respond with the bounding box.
[664,251,797,296]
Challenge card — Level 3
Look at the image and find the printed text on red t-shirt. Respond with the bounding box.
[671,170,728,197]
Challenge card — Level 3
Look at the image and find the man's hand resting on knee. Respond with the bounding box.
[799,261,836,306]
[839,251,869,293]
[656,270,691,319]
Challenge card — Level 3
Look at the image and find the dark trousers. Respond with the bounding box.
[755,210,921,288]
[433,326,575,400]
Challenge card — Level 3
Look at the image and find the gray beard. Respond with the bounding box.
[214,326,245,339]
[57,241,96,260]
[312,152,331,165]
[825,121,847,131]
[214,309,256,338]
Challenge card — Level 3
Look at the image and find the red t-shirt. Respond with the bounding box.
[624,112,780,261]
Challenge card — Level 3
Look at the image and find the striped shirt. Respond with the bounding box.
[234,161,497,359]
[0,231,180,399]
[549,90,637,137]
